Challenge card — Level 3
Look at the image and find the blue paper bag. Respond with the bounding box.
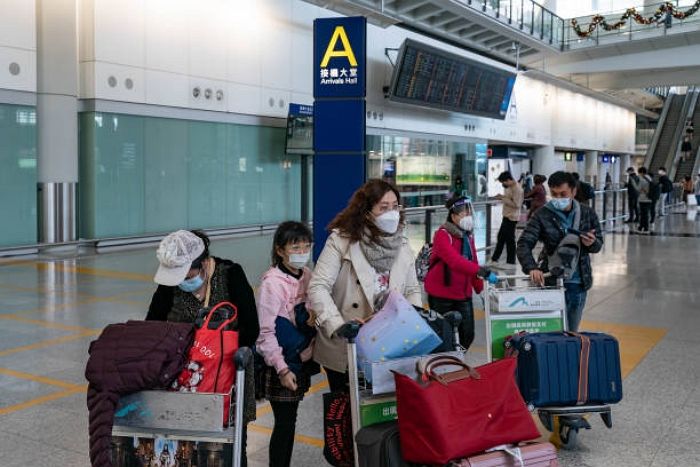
[356,291,442,382]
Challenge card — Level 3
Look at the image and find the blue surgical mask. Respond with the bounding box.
[548,198,571,211]
[178,273,204,292]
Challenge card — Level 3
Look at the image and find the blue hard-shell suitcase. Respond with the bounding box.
[506,331,623,407]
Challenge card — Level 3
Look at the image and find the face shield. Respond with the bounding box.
[450,196,473,216]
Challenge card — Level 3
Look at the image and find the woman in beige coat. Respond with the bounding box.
[308,179,422,392]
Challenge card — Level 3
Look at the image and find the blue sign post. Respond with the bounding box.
[312,17,367,259]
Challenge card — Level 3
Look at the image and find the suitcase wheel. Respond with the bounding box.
[538,412,553,432]
[559,424,578,450]
[523,342,532,352]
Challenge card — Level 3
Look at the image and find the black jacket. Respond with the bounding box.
[659,174,673,194]
[516,203,603,291]
[146,257,260,348]
[626,174,640,198]
[85,321,194,467]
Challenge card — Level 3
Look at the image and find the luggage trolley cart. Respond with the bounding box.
[484,275,613,449]
[337,312,467,467]
[112,347,252,467]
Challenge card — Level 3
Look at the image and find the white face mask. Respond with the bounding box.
[374,210,400,234]
[288,253,310,270]
[459,215,474,232]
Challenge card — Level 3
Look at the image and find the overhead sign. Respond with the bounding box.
[313,16,366,98]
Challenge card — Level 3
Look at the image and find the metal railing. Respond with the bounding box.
[463,0,567,49]
[404,199,500,254]
[565,0,700,48]
[402,187,670,253]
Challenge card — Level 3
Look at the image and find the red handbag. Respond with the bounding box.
[394,356,539,465]
[172,301,239,426]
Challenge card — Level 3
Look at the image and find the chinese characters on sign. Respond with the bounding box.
[313,16,366,98]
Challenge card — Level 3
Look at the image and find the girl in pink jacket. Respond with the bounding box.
[256,221,315,467]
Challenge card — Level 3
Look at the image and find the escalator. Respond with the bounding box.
[674,97,700,182]
[647,94,685,174]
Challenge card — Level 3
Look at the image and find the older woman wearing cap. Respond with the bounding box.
[146,229,259,466]
[424,196,496,351]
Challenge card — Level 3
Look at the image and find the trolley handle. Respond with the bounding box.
[336,320,362,342]
[234,347,253,368]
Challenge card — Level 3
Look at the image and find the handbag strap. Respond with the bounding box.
[202,301,239,331]
[418,355,480,385]
[203,258,216,308]
[565,331,590,405]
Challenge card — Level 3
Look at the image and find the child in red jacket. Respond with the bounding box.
[424,196,496,349]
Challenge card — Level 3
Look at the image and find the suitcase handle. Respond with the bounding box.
[418,355,480,386]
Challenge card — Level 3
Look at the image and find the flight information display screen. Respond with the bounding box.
[388,39,516,120]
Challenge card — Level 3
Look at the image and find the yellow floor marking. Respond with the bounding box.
[0,329,98,358]
[248,424,325,448]
[0,387,85,416]
[0,314,98,333]
[0,367,84,390]
[255,379,329,418]
[0,259,36,268]
[580,319,667,378]
[0,282,85,297]
[34,262,153,282]
[475,308,485,320]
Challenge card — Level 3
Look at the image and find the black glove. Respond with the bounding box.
[477,266,492,279]
[335,321,362,340]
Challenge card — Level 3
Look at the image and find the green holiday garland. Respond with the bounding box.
[571,1,700,38]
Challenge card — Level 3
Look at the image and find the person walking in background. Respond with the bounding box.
[516,171,603,332]
[524,174,547,219]
[681,135,693,162]
[424,196,496,351]
[489,171,523,269]
[572,172,595,207]
[637,167,653,233]
[695,173,700,206]
[256,221,316,467]
[604,172,613,191]
[308,179,422,392]
[657,167,673,217]
[682,175,694,207]
[625,167,640,224]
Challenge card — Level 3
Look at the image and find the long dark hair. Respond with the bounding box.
[271,221,313,266]
[327,179,404,243]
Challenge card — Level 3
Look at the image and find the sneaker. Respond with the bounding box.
[486,260,500,268]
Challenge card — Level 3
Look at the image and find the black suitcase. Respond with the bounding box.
[355,421,409,467]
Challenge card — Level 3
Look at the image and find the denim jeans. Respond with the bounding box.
[564,283,588,332]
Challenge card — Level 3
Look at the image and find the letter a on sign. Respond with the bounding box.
[320,26,358,67]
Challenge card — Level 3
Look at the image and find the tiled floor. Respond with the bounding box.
[1,206,699,466]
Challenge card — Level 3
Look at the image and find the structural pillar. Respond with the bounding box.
[620,154,631,174]
[36,0,79,243]
[585,151,598,187]
[532,145,562,178]
[611,156,621,187]
[312,17,367,260]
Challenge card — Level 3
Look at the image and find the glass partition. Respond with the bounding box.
[366,133,487,209]
[0,104,37,247]
[79,112,301,239]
